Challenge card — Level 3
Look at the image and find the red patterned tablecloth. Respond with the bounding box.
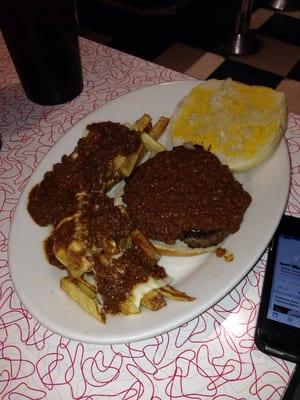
[1,34,300,400]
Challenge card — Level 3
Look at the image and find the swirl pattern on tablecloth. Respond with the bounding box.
[1,36,299,399]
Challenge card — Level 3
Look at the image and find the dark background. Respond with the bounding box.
[77,0,249,59]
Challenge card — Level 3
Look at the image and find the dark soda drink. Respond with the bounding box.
[0,0,83,105]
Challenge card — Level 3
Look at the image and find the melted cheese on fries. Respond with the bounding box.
[31,116,193,324]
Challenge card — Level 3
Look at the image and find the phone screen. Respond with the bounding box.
[267,234,300,329]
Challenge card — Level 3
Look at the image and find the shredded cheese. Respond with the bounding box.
[170,79,286,171]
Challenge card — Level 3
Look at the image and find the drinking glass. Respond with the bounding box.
[0,0,83,105]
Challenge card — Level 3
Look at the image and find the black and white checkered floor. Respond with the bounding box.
[79,2,300,114]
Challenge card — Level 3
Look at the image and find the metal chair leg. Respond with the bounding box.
[220,0,261,55]
[260,0,300,11]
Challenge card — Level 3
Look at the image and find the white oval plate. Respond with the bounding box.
[9,80,291,344]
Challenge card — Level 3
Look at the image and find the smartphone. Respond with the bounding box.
[281,364,300,400]
[254,214,300,364]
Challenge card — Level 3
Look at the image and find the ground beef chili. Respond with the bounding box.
[27,122,141,227]
[44,234,65,268]
[123,146,252,247]
[95,246,167,314]
[46,190,167,314]
[26,121,172,315]
[79,191,133,255]
[80,193,167,313]
[79,193,166,314]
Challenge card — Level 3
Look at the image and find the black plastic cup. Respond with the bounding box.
[0,0,83,105]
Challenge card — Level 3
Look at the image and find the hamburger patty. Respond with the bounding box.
[181,228,232,248]
[123,146,251,248]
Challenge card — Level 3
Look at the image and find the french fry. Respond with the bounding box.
[138,116,169,161]
[113,154,127,170]
[141,289,166,311]
[119,297,141,315]
[141,132,166,153]
[117,115,150,177]
[148,116,169,140]
[131,229,161,262]
[61,276,106,323]
[76,276,97,298]
[119,115,169,176]
[51,215,92,279]
[158,285,195,302]
[118,151,141,177]
[132,113,152,133]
